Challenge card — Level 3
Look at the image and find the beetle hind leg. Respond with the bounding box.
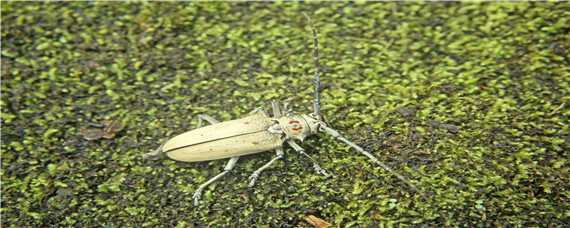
[142,142,165,160]
[197,114,220,126]
[248,148,284,187]
[192,156,239,206]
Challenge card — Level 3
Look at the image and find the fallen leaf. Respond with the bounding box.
[103,120,123,139]
[103,120,124,132]
[304,215,331,228]
[79,128,105,141]
[80,119,124,140]
[102,132,116,139]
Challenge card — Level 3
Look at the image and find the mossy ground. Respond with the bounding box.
[1,2,569,227]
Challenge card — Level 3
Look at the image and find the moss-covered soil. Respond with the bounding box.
[2,2,569,227]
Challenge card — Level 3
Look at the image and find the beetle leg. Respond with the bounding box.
[248,107,265,115]
[197,114,220,127]
[248,148,284,187]
[287,140,330,177]
[283,102,292,116]
[271,100,282,118]
[142,141,166,160]
[192,156,239,206]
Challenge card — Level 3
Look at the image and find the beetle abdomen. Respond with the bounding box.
[166,131,282,162]
[162,112,283,162]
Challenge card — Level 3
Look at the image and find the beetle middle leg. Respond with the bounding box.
[192,115,244,205]
[248,147,284,187]
[246,100,288,187]
[192,156,240,206]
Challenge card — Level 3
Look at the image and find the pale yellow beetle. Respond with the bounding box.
[144,15,418,205]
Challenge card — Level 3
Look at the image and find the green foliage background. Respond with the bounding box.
[1,2,569,227]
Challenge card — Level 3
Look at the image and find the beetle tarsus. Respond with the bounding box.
[248,173,260,187]
[192,190,202,206]
[191,157,239,205]
[248,148,285,187]
[312,163,329,177]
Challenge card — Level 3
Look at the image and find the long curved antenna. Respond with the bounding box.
[320,125,419,192]
[304,13,321,120]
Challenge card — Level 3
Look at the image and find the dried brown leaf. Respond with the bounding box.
[81,119,124,140]
[102,132,117,139]
[79,128,104,141]
[103,120,124,134]
[304,215,331,228]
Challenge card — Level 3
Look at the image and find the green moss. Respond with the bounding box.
[2,2,569,227]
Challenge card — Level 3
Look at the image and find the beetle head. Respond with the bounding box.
[277,114,321,141]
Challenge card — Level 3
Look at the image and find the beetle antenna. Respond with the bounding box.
[304,13,321,120]
[320,125,420,192]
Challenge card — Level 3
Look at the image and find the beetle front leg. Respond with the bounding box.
[248,148,284,187]
[287,140,330,177]
[192,156,239,206]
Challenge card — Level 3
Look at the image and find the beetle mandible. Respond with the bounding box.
[144,14,418,206]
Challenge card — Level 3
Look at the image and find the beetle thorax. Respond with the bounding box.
[276,115,320,141]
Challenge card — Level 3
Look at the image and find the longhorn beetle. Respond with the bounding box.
[144,14,418,206]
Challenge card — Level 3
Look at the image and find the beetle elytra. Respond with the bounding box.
[144,15,418,205]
